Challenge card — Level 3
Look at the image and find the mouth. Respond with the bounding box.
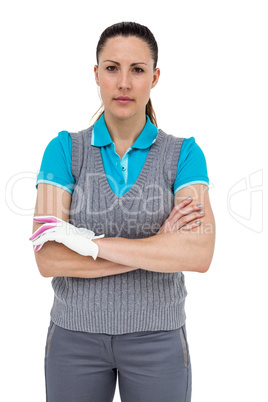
[114,96,134,104]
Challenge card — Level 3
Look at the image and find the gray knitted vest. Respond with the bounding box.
[50,125,188,334]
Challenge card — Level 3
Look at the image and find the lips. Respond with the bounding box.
[114,96,134,105]
[114,96,133,101]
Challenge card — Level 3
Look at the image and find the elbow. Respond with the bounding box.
[197,247,215,274]
[39,267,53,278]
[198,232,216,273]
[34,251,54,278]
[197,264,210,274]
[37,261,53,278]
[171,252,213,274]
[172,246,215,274]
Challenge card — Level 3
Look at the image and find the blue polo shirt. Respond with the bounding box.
[36,114,209,197]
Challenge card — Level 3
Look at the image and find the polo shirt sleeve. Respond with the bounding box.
[174,137,209,194]
[36,131,75,195]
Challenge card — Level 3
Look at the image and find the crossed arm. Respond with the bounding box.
[32,183,216,278]
[93,183,215,273]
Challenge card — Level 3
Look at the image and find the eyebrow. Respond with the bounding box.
[103,59,147,66]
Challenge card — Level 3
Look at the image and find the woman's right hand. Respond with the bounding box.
[157,197,205,235]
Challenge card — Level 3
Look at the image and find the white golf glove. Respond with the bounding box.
[29,216,105,260]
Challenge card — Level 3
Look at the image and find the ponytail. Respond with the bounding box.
[146,98,157,127]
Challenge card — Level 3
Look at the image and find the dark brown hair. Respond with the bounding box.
[91,21,158,127]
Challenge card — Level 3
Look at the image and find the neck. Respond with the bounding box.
[103,111,147,147]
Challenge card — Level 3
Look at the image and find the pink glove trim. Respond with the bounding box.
[29,225,57,240]
[33,216,62,223]
[34,245,42,251]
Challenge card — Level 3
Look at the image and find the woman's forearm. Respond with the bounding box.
[93,229,215,274]
[34,241,138,278]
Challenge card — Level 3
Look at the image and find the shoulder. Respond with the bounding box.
[68,126,93,141]
[157,130,206,158]
[173,136,209,194]
[181,136,203,151]
[158,129,185,143]
[179,136,207,165]
[157,129,208,161]
[36,130,74,194]
[54,130,72,151]
[41,130,72,158]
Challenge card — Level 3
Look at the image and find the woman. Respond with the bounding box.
[30,22,216,402]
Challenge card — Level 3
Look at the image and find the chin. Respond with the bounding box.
[110,108,137,121]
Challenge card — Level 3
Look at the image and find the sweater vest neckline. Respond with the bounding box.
[91,127,165,201]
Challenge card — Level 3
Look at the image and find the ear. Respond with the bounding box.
[151,68,160,89]
[94,65,100,86]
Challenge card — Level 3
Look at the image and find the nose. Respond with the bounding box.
[117,71,131,90]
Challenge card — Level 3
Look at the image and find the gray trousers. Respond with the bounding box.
[45,320,192,402]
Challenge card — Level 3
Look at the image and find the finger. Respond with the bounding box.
[34,243,43,251]
[172,210,203,230]
[167,198,193,222]
[33,216,62,224]
[93,234,105,240]
[32,227,58,242]
[180,220,201,231]
[172,207,205,227]
[32,232,57,247]
[181,211,204,229]
[31,226,59,243]
[179,204,203,215]
[29,224,57,241]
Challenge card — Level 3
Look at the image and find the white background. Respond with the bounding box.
[1,0,267,401]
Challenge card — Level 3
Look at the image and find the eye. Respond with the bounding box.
[107,66,117,72]
[133,67,144,73]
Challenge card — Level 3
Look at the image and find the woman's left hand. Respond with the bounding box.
[157,197,205,235]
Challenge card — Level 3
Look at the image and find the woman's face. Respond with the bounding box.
[94,36,160,122]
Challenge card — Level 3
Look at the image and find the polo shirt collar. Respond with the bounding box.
[92,113,158,149]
